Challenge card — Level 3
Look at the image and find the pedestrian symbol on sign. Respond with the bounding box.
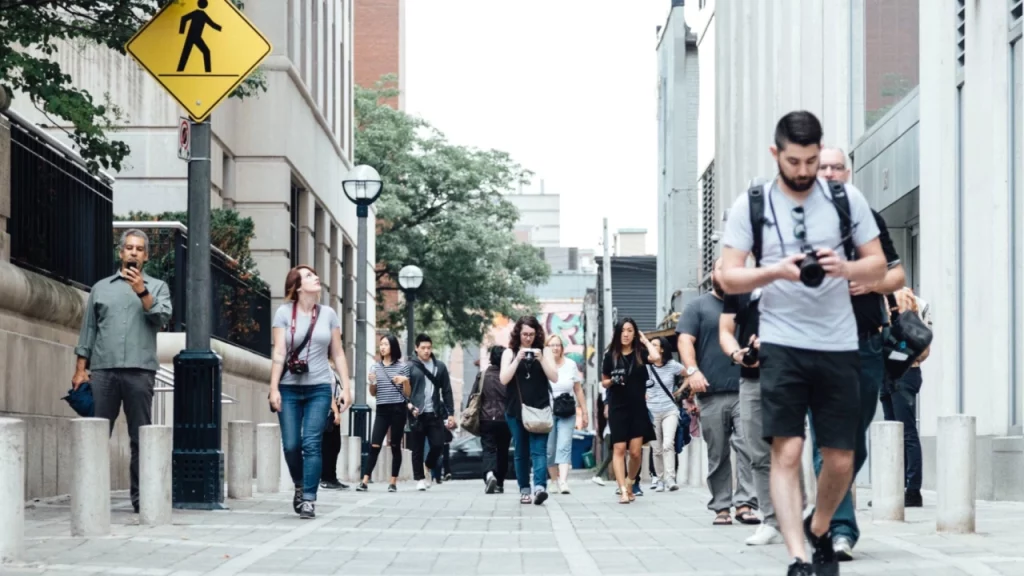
[177,0,223,74]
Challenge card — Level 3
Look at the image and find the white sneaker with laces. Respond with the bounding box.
[591,476,606,486]
[655,481,665,492]
[416,480,428,491]
[650,476,658,489]
[745,524,783,546]
[833,536,854,561]
[558,479,570,494]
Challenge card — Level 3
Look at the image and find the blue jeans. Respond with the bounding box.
[880,367,923,491]
[506,413,549,494]
[810,332,884,545]
[547,415,575,466]
[278,383,332,501]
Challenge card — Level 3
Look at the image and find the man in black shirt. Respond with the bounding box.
[813,148,905,561]
[720,288,783,546]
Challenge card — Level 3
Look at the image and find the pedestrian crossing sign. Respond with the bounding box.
[125,0,272,122]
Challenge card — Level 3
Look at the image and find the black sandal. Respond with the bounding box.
[520,493,532,504]
[713,510,733,525]
[735,508,761,525]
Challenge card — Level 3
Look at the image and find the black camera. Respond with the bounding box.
[286,359,309,375]
[611,368,626,385]
[798,246,825,288]
[741,347,759,366]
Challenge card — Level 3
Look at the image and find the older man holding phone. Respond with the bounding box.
[72,229,172,513]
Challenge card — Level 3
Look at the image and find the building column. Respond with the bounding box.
[0,116,9,262]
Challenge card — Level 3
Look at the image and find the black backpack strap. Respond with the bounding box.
[747,184,766,267]
[827,181,858,261]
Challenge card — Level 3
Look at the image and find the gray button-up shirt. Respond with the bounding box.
[75,272,173,372]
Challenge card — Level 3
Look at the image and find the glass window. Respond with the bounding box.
[863,0,920,130]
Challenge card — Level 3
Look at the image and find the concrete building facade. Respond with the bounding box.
[684,0,1024,500]
[655,1,701,324]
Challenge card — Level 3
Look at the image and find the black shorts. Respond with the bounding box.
[759,343,860,451]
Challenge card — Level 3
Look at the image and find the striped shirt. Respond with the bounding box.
[371,361,411,405]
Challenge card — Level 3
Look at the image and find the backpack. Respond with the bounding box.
[747,180,857,267]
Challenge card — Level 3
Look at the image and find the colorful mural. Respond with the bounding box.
[483,301,588,373]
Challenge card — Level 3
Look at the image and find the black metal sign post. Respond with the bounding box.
[172,118,226,510]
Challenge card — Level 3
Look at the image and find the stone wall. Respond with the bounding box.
[0,258,274,501]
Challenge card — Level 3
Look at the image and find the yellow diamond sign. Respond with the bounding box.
[125,0,272,122]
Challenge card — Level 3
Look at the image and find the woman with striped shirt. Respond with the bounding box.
[356,334,412,492]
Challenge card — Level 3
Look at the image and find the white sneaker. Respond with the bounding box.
[650,476,659,489]
[655,481,665,492]
[558,479,570,494]
[416,480,428,491]
[668,480,679,491]
[745,524,782,546]
[591,476,606,486]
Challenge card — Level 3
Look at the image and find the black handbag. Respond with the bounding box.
[882,293,933,380]
[552,393,576,418]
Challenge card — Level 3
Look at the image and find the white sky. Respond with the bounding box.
[404,0,671,254]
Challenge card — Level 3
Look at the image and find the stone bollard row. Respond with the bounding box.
[344,437,362,483]
[256,423,281,493]
[400,449,413,481]
[0,418,25,563]
[71,418,110,537]
[937,415,976,533]
[227,421,253,499]
[139,425,172,526]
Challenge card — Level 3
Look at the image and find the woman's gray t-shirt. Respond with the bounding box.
[272,303,340,386]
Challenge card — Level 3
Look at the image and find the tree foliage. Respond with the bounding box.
[0,0,267,174]
[356,76,550,345]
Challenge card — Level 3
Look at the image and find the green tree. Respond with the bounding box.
[0,0,267,174]
[356,76,550,345]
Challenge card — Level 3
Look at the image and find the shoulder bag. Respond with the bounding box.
[649,366,691,454]
[515,370,553,434]
[882,293,934,380]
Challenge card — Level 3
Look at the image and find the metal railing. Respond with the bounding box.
[6,109,115,290]
[113,222,272,358]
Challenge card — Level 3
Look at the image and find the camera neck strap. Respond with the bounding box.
[288,303,319,364]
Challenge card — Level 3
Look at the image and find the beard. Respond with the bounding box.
[778,162,816,192]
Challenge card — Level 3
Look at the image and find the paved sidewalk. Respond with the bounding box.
[4,478,1024,575]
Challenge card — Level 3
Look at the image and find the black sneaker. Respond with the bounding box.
[787,559,814,576]
[485,472,498,494]
[804,510,838,576]
[444,473,452,481]
[298,501,315,519]
[533,489,548,506]
[496,485,504,494]
[905,489,923,508]
[292,487,303,514]
[355,482,368,492]
[320,480,345,491]
[387,484,397,492]
[132,502,139,514]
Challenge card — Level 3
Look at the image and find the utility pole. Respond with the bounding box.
[602,218,613,352]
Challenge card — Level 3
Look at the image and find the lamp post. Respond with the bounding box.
[342,165,383,473]
[397,265,424,357]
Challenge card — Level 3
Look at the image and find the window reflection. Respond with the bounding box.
[864,0,920,129]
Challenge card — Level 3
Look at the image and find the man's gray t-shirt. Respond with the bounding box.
[676,293,740,395]
[422,358,436,413]
[272,303,340,386]
[721,178,880,352]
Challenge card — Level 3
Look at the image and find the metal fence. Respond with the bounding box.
[114,222,272,358]
[6,111,114,290]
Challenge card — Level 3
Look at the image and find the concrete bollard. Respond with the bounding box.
[227,421,254,499]
[139,425,172,526]
[256,423,281,493]
[0,418,25,563]
[70,418,110,537]
[344,437,362,482]
[870,421,905,522]
[937,415,976,533]
[400,449,413,481]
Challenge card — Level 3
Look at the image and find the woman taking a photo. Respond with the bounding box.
[602,317,659,504]
[500,316,559,505]
[355,334,411,492]
[268,265,352,519]
[544,334,588,494]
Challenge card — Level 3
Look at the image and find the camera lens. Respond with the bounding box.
[742,347,758,365]
[799,250,825,288]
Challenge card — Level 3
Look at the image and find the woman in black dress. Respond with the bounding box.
[601,317,660,503]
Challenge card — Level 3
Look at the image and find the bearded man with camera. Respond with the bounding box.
[718,111,887,576]
[72,229,172,514]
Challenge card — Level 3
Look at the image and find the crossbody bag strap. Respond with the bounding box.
[649,365,678,404]
[288,304,320,362]
[376,363,411,403]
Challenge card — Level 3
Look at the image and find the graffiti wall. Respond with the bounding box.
[482,301,590,373]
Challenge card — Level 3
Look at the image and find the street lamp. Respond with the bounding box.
[342,164,383,473]
[398,265,424,357]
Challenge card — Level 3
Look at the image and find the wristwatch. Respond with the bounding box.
[137,288,150,298]
[683,366,698,379]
